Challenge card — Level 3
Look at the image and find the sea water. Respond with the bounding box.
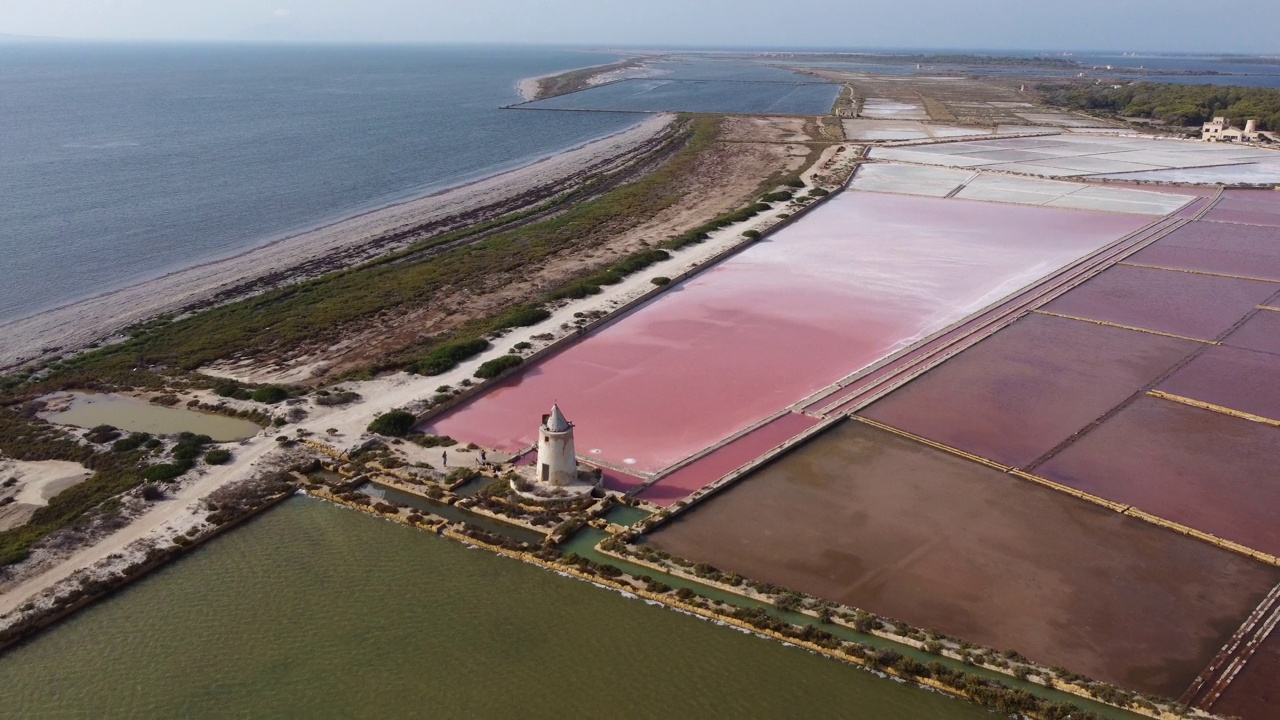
[0,43,642,322]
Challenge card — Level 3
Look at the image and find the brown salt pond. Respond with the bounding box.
[647,421,1280,698]
[1037,396,1280,557]
[860,313,1199,468]
[1224,309,1280,355]
[428,192,1144,475]
[1212,633,1280,720]
[1157,345,1280,421]
[1041,264,1277,341]
[44,392,261,442]
[1204,189,1280,228]
[1126,219,1280,281]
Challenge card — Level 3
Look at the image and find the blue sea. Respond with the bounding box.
[0,43,643,323]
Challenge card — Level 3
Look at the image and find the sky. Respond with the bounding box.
[2,0,1277,54]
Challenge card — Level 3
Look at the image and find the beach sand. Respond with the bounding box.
[0,115,674,369]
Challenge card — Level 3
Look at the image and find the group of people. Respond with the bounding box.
[439,448,488,468]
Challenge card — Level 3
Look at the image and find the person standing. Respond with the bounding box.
[441,451,448,467]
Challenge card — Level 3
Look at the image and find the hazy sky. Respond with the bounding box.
[3,0,1277,53]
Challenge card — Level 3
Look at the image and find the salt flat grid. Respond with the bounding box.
[647,420,1280,699]
[852,163,1190,215]
[425,193,1146,476]
[846,163,974,197]
[1126,219,1280,281]
[859,99,929,120]
[872,135,1280,184]
[1156,345,1280,422]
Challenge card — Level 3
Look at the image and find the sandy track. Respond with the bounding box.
[0,115,673,369]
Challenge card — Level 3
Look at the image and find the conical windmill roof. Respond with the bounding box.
[546,404,570,432]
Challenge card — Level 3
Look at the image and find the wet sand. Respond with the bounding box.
[428,193,1143,474]
[648,421,1280,698]
[861,313,1198,468]
[1042,264,1277,341]
[1039,396,1280,557]
[1126,219,1280,281]
[1212,632,1280,720]
[1157,345,1280,421]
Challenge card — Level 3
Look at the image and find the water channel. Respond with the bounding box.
[0,499,993,717]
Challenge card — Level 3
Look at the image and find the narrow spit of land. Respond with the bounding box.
[0,115,675,370]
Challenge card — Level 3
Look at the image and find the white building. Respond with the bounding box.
[1203,117,1261,143]
[535,404,577,487]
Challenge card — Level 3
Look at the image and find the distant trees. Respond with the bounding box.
[1040,81,1280,130]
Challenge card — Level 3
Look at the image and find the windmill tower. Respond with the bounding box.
[536,404,577,487]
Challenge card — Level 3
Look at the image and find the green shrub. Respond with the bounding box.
[651,276,671,286]
[513,341,532,351]
[250,386,289,404]
[492,306,550,330]
[742,229,761,239]
[810,187,830,197]
[412,338,490,376]
[783,176,806,188]
[367,410,417,437]
[204,448,232,465]
[475,355,523,379]
[761,190,793,202]
[142,462,191,483]
[214,384,240,398]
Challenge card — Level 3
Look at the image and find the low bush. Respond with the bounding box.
[412,338,490,376]
[250,386,289,404]
[492,305,550,331]
[142,462,191,483]
[367,410,417,437]
[783,176,806,188]
[651,276,671,286]
[204,448,232,465]
[742,229,761,239]
[475,355,523,379]
[809,187,830,197]
[761,190,793,202]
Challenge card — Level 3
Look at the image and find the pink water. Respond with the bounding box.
[1127,220,1280,281]
[635,412,820,506]
[427,193,1146,474]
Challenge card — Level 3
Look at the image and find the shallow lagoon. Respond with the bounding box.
[45,392,260,442]
[0,498,990,718]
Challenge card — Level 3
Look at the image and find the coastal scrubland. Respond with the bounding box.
[8,113,815,392]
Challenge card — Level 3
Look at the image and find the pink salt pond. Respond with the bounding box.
[426,192,1147,475]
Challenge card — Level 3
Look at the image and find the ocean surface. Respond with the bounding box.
[0,43,643,323]
[0,498,989,718]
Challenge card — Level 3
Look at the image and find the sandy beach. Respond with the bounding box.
[0,114,674,370]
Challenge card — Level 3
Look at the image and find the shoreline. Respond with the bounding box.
[0,114,675,370]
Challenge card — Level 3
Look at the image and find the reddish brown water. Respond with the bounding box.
[1212,632,1280,720]
[634,412,819,506]
[1038,396,1280,556]
[1127,220,1280,281]
[428,193,1143,474]
[1224,310,1280,355]
[1042,264,1276,341]
[648,421,1280,698]
[861,313,1199,468]
[1158,345,1280,421]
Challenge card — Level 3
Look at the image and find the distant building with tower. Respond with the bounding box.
[1202,117,1262,143]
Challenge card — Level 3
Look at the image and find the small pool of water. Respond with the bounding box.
[604,504,650,527]
[43,392,261,442]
